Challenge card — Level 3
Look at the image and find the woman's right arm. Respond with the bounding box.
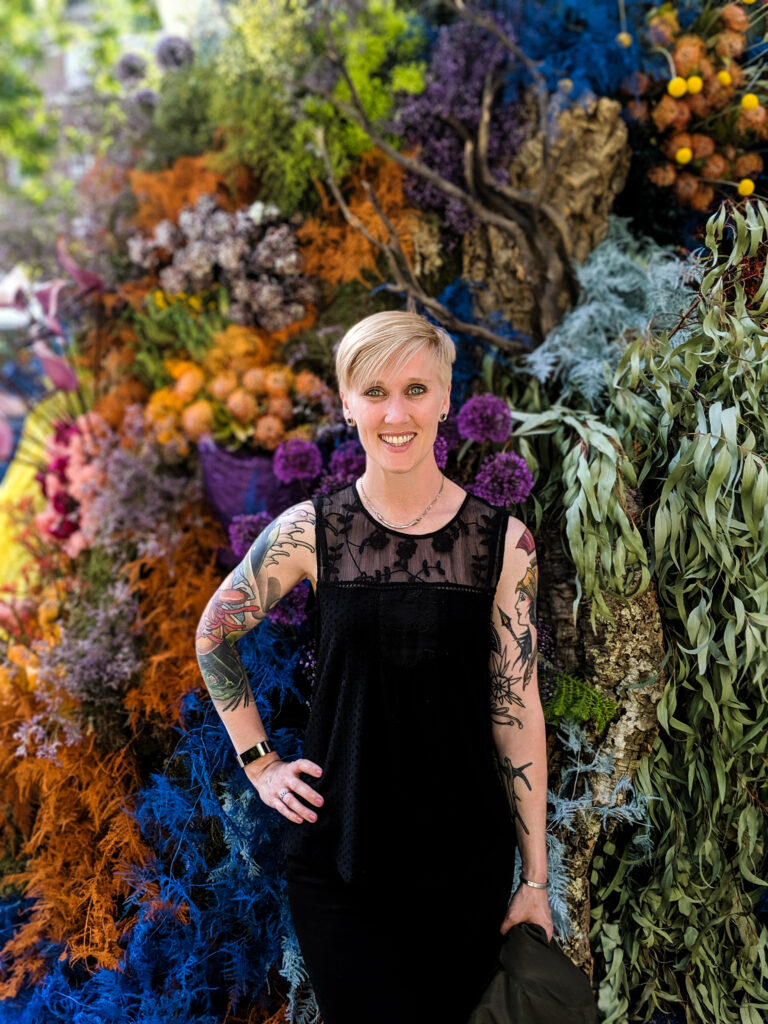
[194,500,324,825]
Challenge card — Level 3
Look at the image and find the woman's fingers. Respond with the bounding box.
[276,787,317,823]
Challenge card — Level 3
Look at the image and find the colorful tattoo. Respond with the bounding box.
[195,506,315,712]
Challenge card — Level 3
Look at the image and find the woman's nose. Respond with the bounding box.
[383,395,409,423]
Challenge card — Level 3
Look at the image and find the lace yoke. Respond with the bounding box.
[281,480,517,885]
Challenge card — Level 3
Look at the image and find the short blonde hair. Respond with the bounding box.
[335,311,456,394]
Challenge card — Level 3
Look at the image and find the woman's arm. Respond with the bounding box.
[195,501,324,821]
[490,515,553,937]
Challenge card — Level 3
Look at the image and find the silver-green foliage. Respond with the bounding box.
[592,200,768,1023]
[523,215,704,410]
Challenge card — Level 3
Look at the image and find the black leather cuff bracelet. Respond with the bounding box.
[236,739,275,768]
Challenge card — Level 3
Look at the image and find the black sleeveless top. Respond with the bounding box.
[282,480,517,885]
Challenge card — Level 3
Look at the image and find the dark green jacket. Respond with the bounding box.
[467,922,597,1024]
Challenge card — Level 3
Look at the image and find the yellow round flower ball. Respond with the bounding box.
[686,75,703,94]
[668,76,688,98]
[741,93,760,110]
[616,31,632,48]
[675,146,693,164]
[737,178,755,196]
[717,70,733,86]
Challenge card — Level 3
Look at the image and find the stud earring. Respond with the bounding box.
[346,415,355,426]
[439,412,448,422]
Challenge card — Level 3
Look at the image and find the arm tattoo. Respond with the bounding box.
[195,507,315,712]
[500,756,533,835]
[489,528,538,726]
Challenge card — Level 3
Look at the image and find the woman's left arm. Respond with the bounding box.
[490,515,553,939]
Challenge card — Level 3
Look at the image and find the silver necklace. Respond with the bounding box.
[358,475,445,530]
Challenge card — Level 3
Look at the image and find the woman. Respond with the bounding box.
[195,310,553,1024]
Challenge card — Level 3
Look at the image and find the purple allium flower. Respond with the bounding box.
[328,439,365,479]
[470,451,534,507]
[115,52,147,85]
[434,434,449,469]
[273,438,323,483]
[129,88,159,114]
[268,579,311,629]
[229,511,274,559]
[457,394,511,444]
[156,35,194,71]
[437,414,460,451]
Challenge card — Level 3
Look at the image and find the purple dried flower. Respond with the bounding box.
[328,439,365,479]
[457,394,511,444]
[129,88,158,116]
[434,434,449,469]
[437,414,460,451]
[470,451,534,507]
[115,52,147,85]
[273,438,323,484]
[229,511,273,559]
[156,35,194,71]
[268,579,311,629]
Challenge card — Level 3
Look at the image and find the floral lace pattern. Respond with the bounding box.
[314,482,506,590]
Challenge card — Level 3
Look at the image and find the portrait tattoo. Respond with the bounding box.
[196,507,315,712]
[500,756,533,836]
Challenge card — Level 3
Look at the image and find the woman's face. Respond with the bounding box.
[341,346,450,476]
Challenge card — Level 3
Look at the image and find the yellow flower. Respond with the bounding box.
[686,75,703,94]
[717,70,733,86]
[187,295,203,312]
[616,31,632,47]
[675,146,693,164]
[668,76,688,97]
[741,93,760,110]
[153,290,168,310]
[737,178,755,196]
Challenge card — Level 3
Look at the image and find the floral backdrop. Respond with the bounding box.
[0,1,767,1022]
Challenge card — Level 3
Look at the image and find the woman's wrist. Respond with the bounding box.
[244,750,281,781]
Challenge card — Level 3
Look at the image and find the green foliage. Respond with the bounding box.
[127,289,229,389]
[591,200,768,1023]
[207,0,428,212]
[542,673,618,732]
[484,361,650,629]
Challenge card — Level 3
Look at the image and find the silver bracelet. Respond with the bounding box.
[520,875,549,889]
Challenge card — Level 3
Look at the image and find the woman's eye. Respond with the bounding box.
[365,388,384,397]
[408,385,427,395]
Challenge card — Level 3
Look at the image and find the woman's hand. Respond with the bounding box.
[246,757,325,824]
[499,883,553,941]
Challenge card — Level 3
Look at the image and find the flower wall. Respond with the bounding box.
[0,1,767,1022]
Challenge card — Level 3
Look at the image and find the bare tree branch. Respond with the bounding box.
[314,126,530,355]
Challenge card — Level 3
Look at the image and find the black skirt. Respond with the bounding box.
[285,843,516,1024]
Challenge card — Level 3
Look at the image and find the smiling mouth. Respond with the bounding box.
[379,433,416,447]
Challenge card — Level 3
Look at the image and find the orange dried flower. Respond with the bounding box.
[253,414,285,450]
[720,3,749,32]
[173,367,206,403]
[181,399,215,440]
[664,132,693,160]
[294,369,325,398]
[226,389,258,424]
[690,183,715,211]
[701,153,729,179]
[674,172,699,203]
[649,10,680,46]
[735,152,764,177]
[209,372,238,402]
[648,162,677,187]
[737,105,768,136]
[264,365,295,397]
[686,91,713,118]
[267,395,294,422]
[715,30,746,59]
[626,98,649,122]
[652,95,690,132]
[690,134,716,158]
[242,367,269,395]
[673,35,707,77]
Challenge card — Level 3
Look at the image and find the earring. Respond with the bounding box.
[439,412,448,422]
[346,415,355,426]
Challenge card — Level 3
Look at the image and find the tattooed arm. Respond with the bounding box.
[490,517,552,936]
[195,501,317,779]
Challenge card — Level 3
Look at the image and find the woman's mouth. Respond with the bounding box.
[379,432,416,451]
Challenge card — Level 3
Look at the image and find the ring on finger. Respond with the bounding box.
[278,789,290,800]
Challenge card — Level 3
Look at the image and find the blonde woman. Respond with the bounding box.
[195,311,552,1024]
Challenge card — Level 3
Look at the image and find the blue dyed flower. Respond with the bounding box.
[273,438,323,483]
[470,452,534,507]
[457,394,511,444]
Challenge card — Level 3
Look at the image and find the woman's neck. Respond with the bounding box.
[358,461,445,517]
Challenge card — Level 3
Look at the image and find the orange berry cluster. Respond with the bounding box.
[621,3,764,209]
